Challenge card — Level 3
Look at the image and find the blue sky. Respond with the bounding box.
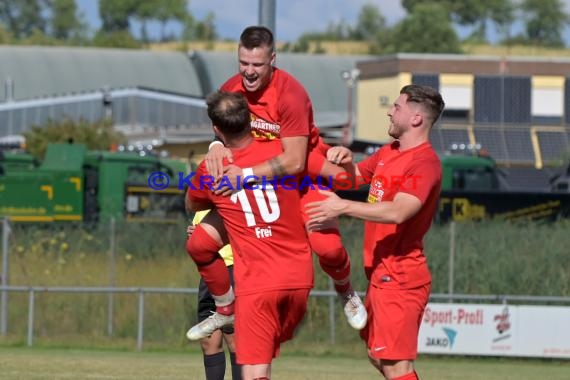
[76,0,570,44]
[76,0,405,41]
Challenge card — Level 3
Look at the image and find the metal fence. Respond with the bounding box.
[1,283,569,351]
[2,218,570,351]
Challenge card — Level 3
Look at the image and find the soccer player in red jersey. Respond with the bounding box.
[306,85,445,380]
[186,90,313,380]
[188,25,366,334]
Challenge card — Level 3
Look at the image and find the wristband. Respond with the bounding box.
[208,140,224,151]
[242,167,255,184]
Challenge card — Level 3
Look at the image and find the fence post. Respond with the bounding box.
[448,221,456,303]
[108,217,116,336]
[137,289,145,351]
[328,278,336,344]
[27,288,35,347]
[1,217,11,335]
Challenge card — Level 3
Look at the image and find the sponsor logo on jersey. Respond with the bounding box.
[251,116,280,139]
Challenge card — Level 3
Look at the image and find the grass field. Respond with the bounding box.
[0,346,569,380]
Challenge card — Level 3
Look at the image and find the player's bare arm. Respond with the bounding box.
[321,146,358,188]
[268,157,286,177]
[213,135,308,195]
[305,190,423,229]
[251,135,308,177]
[327,146,353,166]
[205,143,234,181]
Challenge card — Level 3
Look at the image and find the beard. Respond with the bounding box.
[388,123,402,139]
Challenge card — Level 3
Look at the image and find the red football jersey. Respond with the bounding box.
[187,140,314,296]
[357,141,442,289]
[221,68,321,148]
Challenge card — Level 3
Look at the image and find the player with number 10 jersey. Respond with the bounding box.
[188,139,313,297]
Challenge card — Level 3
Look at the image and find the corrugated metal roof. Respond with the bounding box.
[0,45,371,131]
[0,46,203,101]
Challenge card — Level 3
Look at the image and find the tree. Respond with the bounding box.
[488,0,516,44]
[97,0,141,46]
[99,0,138,32]
[324,19,352,40]
[454,0,515,43]
[92,30,141,49]
[132,0,189,42]
[24,118,127,159]
[521,0,569,47]
[389,2,461,53]
[20,28,58,46]
[0,0,50,38]
[290,35,310,52]
[153,0,188,41]
[132,0,156,43]
[181,13,195,41]
[352,3,386,41]
[51,0,87,41]
[0,24,14,44]
[193,12,217,40]
[401,0,515,43]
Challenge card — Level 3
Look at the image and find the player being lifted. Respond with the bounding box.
[186,25,366,340]
[186,90,314,380]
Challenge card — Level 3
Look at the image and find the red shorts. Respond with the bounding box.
[235,289,310,365]
[360,283,431,360]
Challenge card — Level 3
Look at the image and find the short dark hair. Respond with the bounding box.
[401,84,445,125]
[206,91,250,137]
[239,26,274,52]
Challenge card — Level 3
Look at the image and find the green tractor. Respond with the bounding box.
[0,143,187,224]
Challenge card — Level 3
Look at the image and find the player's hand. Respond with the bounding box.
[206,144,234,181]
[212,164,243,196]
[186,224,196,240]
[327,146,353,165]
[305,190,347,231]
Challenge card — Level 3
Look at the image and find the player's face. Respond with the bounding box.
[238,44,275,93]
[387,93,415,139]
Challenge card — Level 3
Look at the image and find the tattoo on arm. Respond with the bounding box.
[269,157,286,177]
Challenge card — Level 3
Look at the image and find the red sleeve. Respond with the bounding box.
[187,162,214,206]
[277,79,311,139]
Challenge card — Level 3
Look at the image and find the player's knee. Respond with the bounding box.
[186,225,223,265]
[377,359,416,380]
[315,246,348,268]
[200,334,224,354]
[367,353,382,373]
[308,230,346,262]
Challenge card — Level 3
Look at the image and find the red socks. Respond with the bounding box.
[392,371,419,380]
[308,228,352,293]
[215,302,235,316]
[186,224,230,296]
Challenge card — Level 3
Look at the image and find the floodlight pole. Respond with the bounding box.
[341,69,360,147]
[258,0,276,38]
